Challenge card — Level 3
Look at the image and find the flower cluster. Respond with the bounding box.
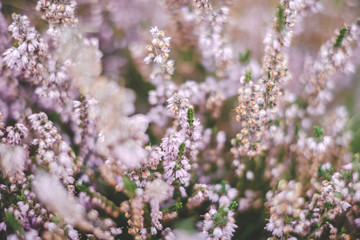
[3,14,47,78]
[29,112,76,188]
[144,26,174,74]
[265,159,360,239]
[303,19,360,115]
[36,0,78,27]
[192,0,232,70]
[202,202,238,240]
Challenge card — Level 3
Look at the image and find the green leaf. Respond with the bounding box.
[317,164,334,181]
[123,176,137,198]
[340,226,347,235]
[219,180,228,194]
[275,119,281,127]
[178,143,186,157]
[213,206,228,227]
[5,211,23,234]
[333,27,347,48]
[324,201,334,209]
[245,70,252,83]
[229,201,238,211]
[174,219,197,233]
[313,125,325,138]
[295,124,301,136]
[239,49,251,63]
[323,216,331,223]
[276,4,285,32]
[50,216,61,226]
[211,127,217,135]
[340,170,352,182]
[75,183,92,195]
[187,108,194,127]
[163,202,183,213]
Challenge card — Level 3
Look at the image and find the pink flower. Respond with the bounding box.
[3,47,20,68]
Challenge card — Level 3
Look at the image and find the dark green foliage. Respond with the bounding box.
[276,5,285,32]
[213,207,229,227]
[240,50,251,63]
[324,201,335,210]
[123,176,137,198]
[333,27,347,48]
[219,180,228,194]
[178,142,186,157]
[75,183,92,195]
[245,70,252,83]
[313,125,325,138]
[295,124,301,136]
[229,201,238,211]
[317,164,334,181]
[274,119,281,127]
[5,211,23,234]
[163,202,183,213]
[187,108,194,127]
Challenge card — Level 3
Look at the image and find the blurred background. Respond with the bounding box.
[1,0,360,239]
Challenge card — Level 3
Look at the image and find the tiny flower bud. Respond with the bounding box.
[146,45,153,52]
[152,38,159,45]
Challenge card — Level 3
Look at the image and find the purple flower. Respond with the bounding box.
[0,222,6,231]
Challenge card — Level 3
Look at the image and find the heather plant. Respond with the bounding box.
[0,0,360,239]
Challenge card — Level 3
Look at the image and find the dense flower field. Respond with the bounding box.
[0,0,360,239]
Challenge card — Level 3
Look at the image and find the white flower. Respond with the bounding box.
[166,60,175,75]
[340,201,351,211]
[0,144,26,177]
[161,132,185,155]
[154,55,164,64]
[32,172,91,230]
[163,37,171,46]
[150,26,159,36]
[114,140,147,169]
[3,47,20,68]
[144,55,153,64]
[0,222,6,231]
[144,179,173,204]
